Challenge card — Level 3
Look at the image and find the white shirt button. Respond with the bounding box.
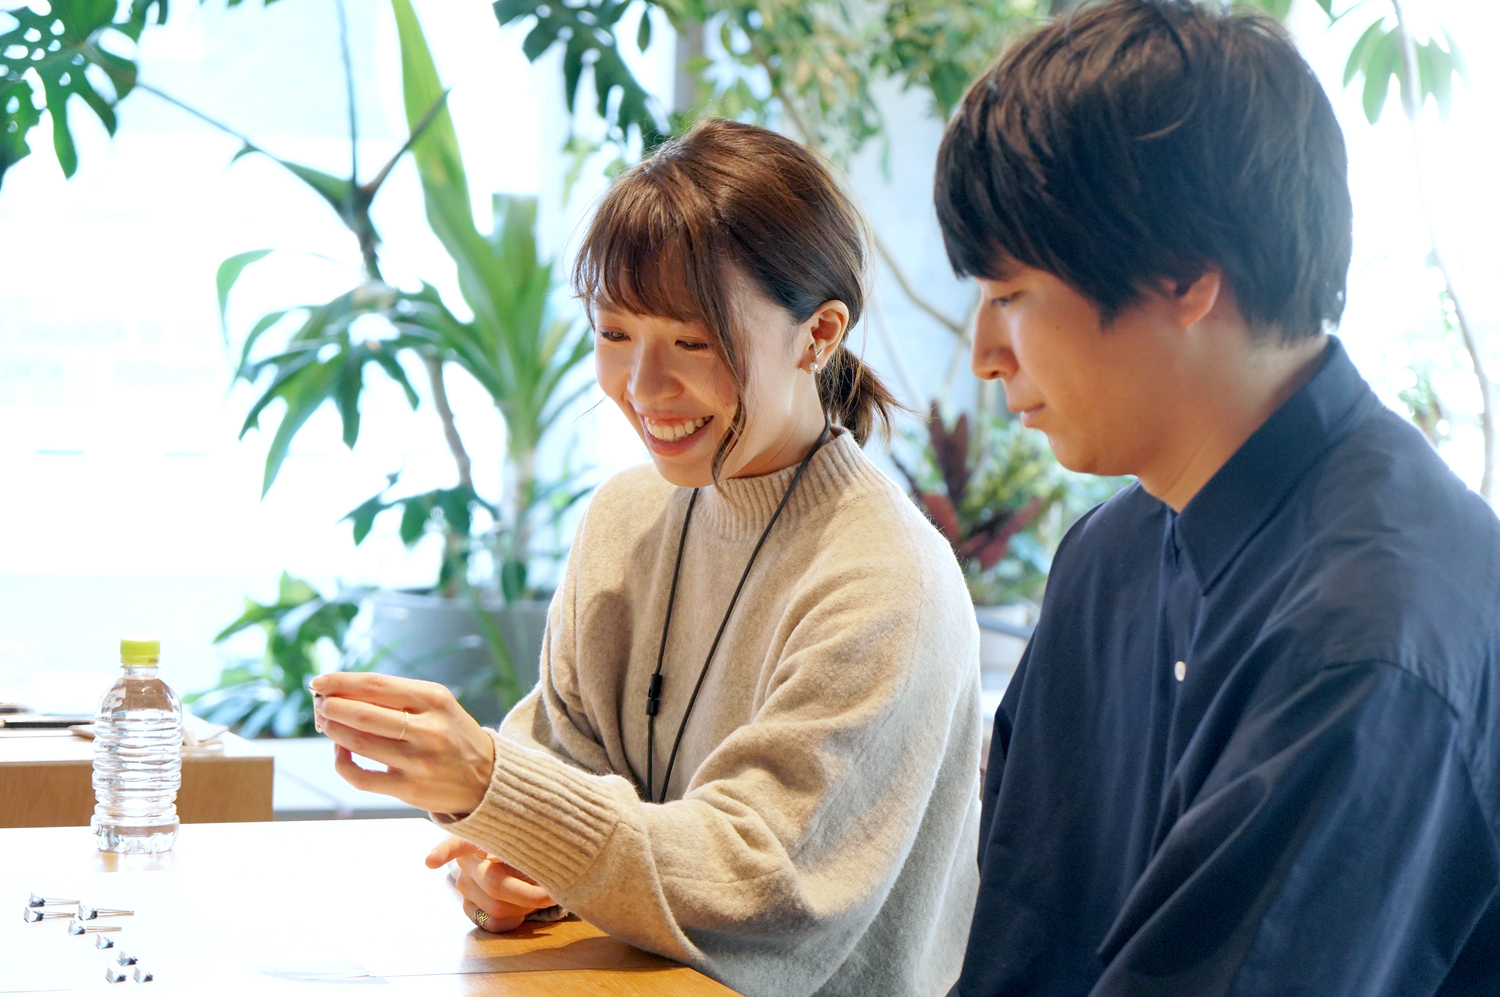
[1173,660,1187,682]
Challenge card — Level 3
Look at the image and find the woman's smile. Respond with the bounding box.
[639,414,714,456]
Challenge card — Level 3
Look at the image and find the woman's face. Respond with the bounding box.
[593,288,843,487]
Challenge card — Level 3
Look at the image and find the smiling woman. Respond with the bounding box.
[577,117,898,485]
[310,118,983,997]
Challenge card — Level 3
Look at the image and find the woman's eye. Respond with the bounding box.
[677,340,710,352]
[597,329,628,343]
[991,294,1015,308]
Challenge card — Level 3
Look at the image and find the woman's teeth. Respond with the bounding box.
[643,416,709,442]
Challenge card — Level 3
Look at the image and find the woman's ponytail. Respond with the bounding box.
[818,344,899,446]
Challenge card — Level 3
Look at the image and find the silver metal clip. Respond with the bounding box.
[68,918,122,935]
[95,935,116,950]
[28,893,79,908]
[22,908,73,922]
[133,966,154,983]
[76,904,134,920]
[104,964,128,983]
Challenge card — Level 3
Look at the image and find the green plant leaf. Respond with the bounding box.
[1243,0,1293,20]
[1443,28,1467,85]
[492,0,665,145]
[236,309,293,372]
[232,145,354,216]
[345,491,388,545]
[500,558,528,603]
[1343,19,1386,88]
[636,8,653,51]
[1361,28,1398,124]
[0,73,42,184]
[0,0,136,179]
[260,360,341,495]
[399,494,432,545]
[216,249,274,332]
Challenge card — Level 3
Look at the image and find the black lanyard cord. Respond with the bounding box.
[644,414,832,805]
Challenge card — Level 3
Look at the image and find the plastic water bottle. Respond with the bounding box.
[91,639,182,853]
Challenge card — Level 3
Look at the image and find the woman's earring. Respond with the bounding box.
[808,348,824,374]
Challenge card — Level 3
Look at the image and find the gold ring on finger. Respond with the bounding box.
[472,908,489,928]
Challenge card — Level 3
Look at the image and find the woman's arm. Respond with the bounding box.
[434,557,981,994]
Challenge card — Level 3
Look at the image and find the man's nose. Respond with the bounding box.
[971,315,1017,382]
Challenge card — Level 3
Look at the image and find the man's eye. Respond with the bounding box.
[991,295,1014,308]
[597,329,627,342]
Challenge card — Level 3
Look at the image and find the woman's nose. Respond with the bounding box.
[628,346,677,401]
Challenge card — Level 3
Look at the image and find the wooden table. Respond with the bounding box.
[0,729,273,827]
[0,818,739,995]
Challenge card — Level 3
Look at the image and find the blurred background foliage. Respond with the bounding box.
[0,0,1486,660]
[185,572,365,738]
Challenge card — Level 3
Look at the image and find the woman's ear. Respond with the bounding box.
[803,300,851,372]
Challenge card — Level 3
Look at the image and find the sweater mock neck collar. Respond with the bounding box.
[694,430,879,542]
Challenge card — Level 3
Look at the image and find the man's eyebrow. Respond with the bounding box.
[984,255,1024,283]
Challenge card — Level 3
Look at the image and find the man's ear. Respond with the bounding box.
[1172,270,1224,330]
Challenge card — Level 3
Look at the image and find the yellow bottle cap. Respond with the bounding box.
[120,639,160,665]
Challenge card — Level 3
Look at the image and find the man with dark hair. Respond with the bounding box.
[933,1,1500,995]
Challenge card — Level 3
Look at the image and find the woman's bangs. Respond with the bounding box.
[574,188,708,326]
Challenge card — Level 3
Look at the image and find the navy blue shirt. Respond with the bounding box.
[955,340,1500,996]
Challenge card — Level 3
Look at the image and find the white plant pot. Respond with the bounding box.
[365,590,550,727]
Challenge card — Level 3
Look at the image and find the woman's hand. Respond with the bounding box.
[426,835,557,933]
[309,673,495,815]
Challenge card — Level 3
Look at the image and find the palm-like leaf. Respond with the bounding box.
[188,573,365,738]
[392,0,594,528]
[234,283,423,494]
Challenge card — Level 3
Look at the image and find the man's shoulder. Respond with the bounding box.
[1295,404,1500,642]
[1046,480,1164,584]
[1266,403,1500,709]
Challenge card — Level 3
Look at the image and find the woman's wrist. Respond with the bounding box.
[460,728,497,815]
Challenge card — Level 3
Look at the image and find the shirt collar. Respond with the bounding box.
[1174,337,1373,591]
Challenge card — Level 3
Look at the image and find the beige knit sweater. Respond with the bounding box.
[437,431,982,997]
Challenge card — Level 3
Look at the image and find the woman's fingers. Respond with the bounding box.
[331,744,404,793]
[318,696,411,740]
[455,852,556,909]
[460,898,526,934]
[309,672,451,713]
[453,869,532,921]
[322,717,405,770]
[317,672,494,815]
[426,835,482,869]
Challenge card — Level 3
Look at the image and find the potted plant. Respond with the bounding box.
[187,574,366,738]
[218,0,595,723]
[895,404,1124,678]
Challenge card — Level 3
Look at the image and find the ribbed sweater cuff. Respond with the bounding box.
[432,730,622,891]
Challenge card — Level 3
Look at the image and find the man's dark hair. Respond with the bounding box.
[935,0,1353,342]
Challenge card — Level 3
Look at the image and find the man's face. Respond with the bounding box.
[972,265,1180,477]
